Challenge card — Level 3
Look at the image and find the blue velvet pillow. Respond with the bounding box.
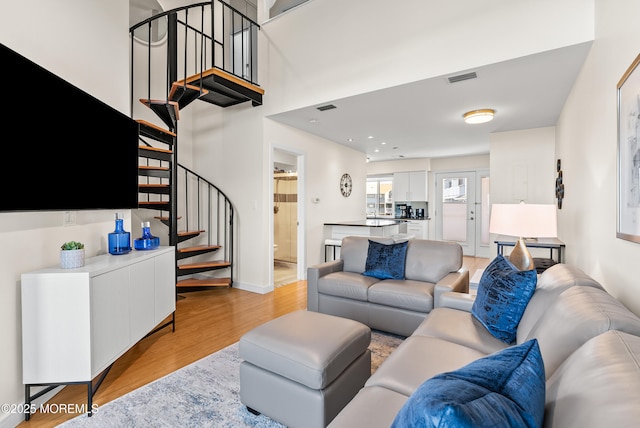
[362,240,408,280]
[471,255,537,343]
[391,339,545,428]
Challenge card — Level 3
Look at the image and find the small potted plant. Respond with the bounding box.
[60,241,85,269]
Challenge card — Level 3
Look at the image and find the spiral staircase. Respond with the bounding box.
[131,1,263,291]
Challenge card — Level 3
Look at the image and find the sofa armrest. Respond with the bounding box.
[306,259,344,311]
[438,291,476,312]
[433,269,469,307]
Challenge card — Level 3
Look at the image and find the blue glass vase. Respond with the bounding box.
[134,221,160,250]
[108,214,131,255]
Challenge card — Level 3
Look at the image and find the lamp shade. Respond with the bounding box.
[489,204,557,238]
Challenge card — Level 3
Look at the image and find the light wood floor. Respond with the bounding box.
[18,257,487,428]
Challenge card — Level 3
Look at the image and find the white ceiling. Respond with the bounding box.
[268,42,593,162]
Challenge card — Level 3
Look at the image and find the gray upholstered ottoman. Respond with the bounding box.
[239,310,371,428]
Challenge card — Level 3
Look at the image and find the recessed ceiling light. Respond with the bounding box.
[309,119,317,123]
[368,136,374,139]
[463,109,495,124]
[381,142,386,145]
[374,149,379,153]
[347,138,354,142]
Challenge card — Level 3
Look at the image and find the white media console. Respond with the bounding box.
[21,246,176,419]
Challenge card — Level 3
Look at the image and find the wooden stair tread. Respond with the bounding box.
[139,183,169,188]
[178,260,231,270]
[178,230,205,237]
[139,145,173,154]
[154,215,182,221]
[139,99,181,121]
[139,201,169,206]
[169,82,209,99]
[178,245,221,253]
[139,165,170,171]
[177,277,231,288]
[178,68,264,95]
[136,119,176,137]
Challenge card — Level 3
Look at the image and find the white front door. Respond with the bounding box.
[435,170,490,258]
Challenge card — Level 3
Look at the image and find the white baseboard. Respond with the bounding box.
[233,281,273,294]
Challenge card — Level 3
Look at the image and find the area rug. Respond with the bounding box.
[59,330,404,427]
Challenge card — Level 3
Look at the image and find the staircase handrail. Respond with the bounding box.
[178,162,234,206]
[129,1,259,34]
[129,0,260,106]
[177,162,235,282]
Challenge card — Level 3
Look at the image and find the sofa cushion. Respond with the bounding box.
[413,307,509,355]
[522,285,640,379]
[516,264,604,342]
[403,239,463,283]
[368,279,435,312]
[472,255,537,344]
[363,240,409,280]
[366,336,486,397]
[391,339,545,428]
[544,330,640,428]
[318,271,379,302]
[328,386,408,428]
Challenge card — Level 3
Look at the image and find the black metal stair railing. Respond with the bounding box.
[136,125,236,287]
[130,1,260,289]
[175,163,235,284]
[129,0,260,117]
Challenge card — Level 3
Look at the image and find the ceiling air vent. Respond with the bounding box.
[316,104,337,111]
[447,72,477,84]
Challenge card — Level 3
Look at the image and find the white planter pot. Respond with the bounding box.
[60,249,85,269]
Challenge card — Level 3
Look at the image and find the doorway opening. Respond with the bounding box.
[434,169,490,258]
[273,149,299,287]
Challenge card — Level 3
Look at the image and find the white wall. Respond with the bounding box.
[266,121,368,267]
[0,2,131,426]
[556,0,640,315]
[490,127,557,205]
[489,127,557,256]
[260,0,594,115]
[192,113,367,291]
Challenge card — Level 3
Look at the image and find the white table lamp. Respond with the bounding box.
[489,203,558,271]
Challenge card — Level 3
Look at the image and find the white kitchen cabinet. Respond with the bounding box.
[394,171,427,201]
[21,247,175,418]
[406,220,429,239]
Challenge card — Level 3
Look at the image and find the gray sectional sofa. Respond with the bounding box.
[321,263,640,427]
[307,236,468,336]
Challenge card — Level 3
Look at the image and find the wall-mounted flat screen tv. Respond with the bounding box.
[1,43,139,212]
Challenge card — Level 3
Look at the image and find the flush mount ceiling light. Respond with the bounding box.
[463,109,495,124]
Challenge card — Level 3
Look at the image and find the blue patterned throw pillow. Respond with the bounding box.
[391,339,545,428]
[471,255,537,343]
[362,240,408,280]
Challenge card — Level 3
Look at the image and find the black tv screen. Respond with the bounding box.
[1,43,139,212]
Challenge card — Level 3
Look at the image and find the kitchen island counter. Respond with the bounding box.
[323,220,410,261]
[324,219,405,227]
[324,219,408,241]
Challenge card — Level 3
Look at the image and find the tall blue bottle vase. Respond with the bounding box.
[108,214,131,255]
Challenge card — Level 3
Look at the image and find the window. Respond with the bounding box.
[366,176,394,217]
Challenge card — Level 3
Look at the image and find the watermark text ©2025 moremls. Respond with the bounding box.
[2,402,99,416]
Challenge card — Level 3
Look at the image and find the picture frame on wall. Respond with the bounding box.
[617,54,640,243]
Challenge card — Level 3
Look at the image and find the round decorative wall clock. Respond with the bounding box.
[340,173,352,197]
